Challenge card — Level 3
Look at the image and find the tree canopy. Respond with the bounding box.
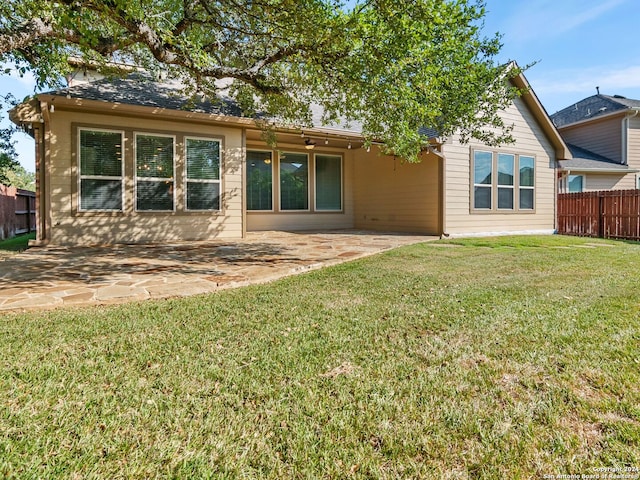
[0,0,519,160]
[0,94,20,185]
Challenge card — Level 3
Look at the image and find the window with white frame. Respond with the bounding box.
[472,150,535,212]
[568,174,584,193]
[78,129,124,211]
[185,137,221,211]
[315,154,342,211]
[280,152,309,210]
[135,133,175,211]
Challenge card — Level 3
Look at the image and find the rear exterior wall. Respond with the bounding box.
[44,108,244,245]
[443,95,558,236]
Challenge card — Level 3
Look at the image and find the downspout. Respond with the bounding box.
[426,144,447,238]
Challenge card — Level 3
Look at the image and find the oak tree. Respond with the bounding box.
[0,0,519,160]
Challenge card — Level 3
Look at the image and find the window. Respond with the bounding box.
[497,153,515,209]
[246,150,273,210]
[185,137,221,211]
[519,156,535,209]
[568,175,584,193]
[473,151,493,209]
[315,154,342,211]
[78,129,124,211]
[135,134,175,211]
[472,150,535,212]
[280,152,309,210]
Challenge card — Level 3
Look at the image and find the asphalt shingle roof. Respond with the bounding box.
[558,143,631,171]
[50,74,244,117]
[551,94,640,128]
[48,74,440,139]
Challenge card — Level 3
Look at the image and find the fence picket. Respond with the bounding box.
[558,190,640,241]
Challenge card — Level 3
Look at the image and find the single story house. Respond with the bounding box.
[10,67,570,246]
[551,93,640,193]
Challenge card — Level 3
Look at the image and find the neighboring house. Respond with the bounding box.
[9,68,569,246]
[551,94,640,193]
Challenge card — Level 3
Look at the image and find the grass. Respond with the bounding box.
[1,235,639,479]
[0,232,35,257]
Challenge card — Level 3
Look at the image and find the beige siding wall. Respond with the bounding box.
[583,174,631,191]
[560,117,622,162]
[444,96,557,236]
[246,147,355,231]
[352,149,441,234]
[628,116,640,185]
[46,109,244,245]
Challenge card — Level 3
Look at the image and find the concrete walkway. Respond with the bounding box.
[0,230,436,312]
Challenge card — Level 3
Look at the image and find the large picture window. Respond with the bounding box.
[78,129,124,211]
[246,150,273,211]
[185,137,221,211]
[315,154,342,211]
[135,134,175,211]
[280,152,309,211]
[472,150,535,212]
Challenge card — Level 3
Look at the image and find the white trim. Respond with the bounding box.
[447,229,556,239]
[134,132,176,212]
[184,136,223,212]
[77,127,125,212]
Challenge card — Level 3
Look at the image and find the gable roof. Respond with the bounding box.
[558,144,639,173]
[551,94,640,128]
[509,69,571,160]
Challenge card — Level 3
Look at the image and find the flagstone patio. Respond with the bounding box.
[0,230,436,312]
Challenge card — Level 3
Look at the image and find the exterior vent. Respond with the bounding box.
[613,94,627,99]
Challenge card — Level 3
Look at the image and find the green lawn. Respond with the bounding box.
[1,235,639,479]
[0,233,35,259]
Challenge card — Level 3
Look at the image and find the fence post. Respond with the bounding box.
[598,193,604,238]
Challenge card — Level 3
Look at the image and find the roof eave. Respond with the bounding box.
[555,107,639,130]
[558,166,639,174]
[510,70,571,160]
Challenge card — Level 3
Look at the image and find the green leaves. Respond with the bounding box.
[0,0,520,162]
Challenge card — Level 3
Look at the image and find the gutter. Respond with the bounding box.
[559,168,639,174]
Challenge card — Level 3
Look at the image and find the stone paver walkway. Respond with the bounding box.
[0,230,436,312]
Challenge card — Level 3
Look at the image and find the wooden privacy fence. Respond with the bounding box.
[557,190,640,241]
[0,184,36,240]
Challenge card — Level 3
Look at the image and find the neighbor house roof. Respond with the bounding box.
[551,94,640,128]
[558,144,639,173]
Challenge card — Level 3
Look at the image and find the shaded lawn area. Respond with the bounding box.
[0,233,35,259]
[1,235,639,478]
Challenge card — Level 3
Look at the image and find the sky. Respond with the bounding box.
[2,0,640,172]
